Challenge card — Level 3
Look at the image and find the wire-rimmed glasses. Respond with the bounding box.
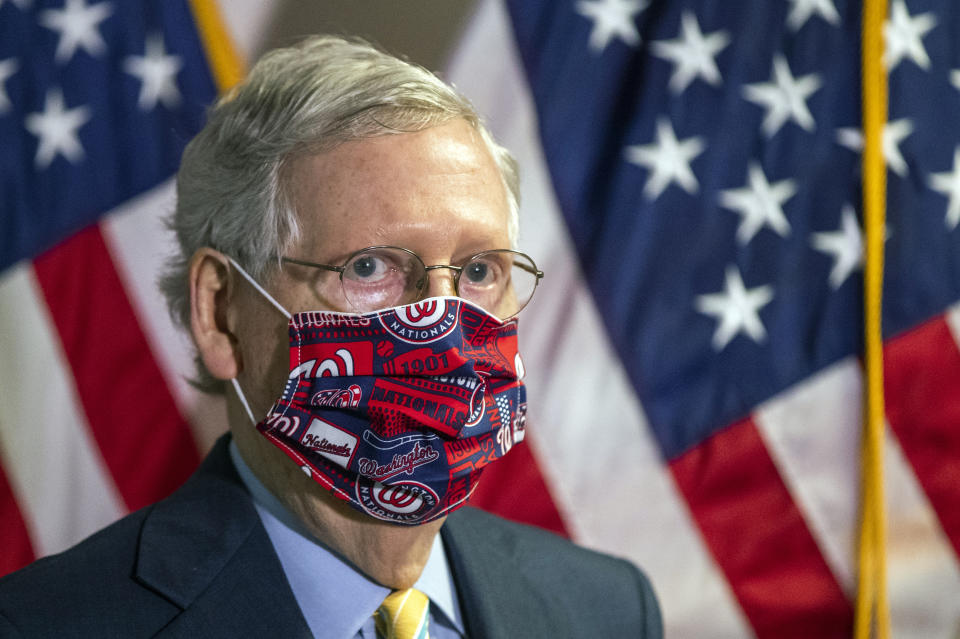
[281,245,543,320]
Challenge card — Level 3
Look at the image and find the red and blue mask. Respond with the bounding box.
[229,258,527,525]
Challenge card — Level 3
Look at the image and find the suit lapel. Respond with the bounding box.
[442,508,570,638]
[135,437,312,637]
[134,439,569,637]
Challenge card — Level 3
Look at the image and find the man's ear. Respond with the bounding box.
[189,248,241,380]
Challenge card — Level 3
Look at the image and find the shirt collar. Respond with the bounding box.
[229,440,463,636]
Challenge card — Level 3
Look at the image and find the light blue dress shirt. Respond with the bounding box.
[230,442,465,639]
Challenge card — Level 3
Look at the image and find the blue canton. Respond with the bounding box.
[506,0,960,458]
[0,0,216,271]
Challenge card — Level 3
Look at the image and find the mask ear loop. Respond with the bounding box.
[225,257,293,424]
[226,256,292,320]
[231,378,258,424]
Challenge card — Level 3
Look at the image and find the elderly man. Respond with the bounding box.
[0,36,661,637]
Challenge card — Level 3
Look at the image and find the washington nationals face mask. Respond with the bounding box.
[229,260,527,525]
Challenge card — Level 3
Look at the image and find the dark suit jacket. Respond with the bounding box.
[0,436,661,638]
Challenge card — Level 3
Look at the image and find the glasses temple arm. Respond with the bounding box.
[512,261,544,279]
[280,256,344,274]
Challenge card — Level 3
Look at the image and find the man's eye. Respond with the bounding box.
[465,262,488,283]
[349,256,387,280]
[464,261,495,285]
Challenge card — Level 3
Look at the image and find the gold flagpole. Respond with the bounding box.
[856,0,890,636]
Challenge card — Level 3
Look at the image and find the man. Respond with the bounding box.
[0,36,661,637]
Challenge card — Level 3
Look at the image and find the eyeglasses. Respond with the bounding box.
[281,246,543,320]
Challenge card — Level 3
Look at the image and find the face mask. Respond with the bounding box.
[229,259,527,525]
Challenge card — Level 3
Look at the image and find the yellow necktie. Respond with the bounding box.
[375,588,431,639]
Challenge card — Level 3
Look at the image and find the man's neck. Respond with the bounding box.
[229,418,444,589]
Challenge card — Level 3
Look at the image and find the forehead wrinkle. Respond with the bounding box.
[285,122,510,261]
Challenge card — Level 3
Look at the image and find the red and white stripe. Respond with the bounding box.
[0,264,125,561]
[0,198,208,569]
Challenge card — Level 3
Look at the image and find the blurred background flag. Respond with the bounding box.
[3,1,960,637]
[450,0,960,637]
[0,0,235,575]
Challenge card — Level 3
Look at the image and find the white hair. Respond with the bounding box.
[160,35,520,392]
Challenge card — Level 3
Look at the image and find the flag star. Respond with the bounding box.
[835,119,914,177]
[695,265,774,351]
[786,0,840,31]
[624,118,706,199]
[882,120,914,176]
[650,11,730,94]
[0,58,17,113]
[811,204,865,289]
[124,34,183,110]
[24,88,91,168]
[575,0,648,53]
[884,0,936,72]
[743,54,822,137]
[719,162,797,245]
[928,146,960,230]
[834,127,863,152]
[951,69,960,92]
[39,0,113,64]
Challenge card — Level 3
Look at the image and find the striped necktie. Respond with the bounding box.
[375,588,431,639]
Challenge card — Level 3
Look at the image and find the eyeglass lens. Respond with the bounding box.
[338,247,538,319]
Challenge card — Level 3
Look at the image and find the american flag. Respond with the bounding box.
[3,0,960,637]
[454,0,960,637]
[0,0,224,575]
